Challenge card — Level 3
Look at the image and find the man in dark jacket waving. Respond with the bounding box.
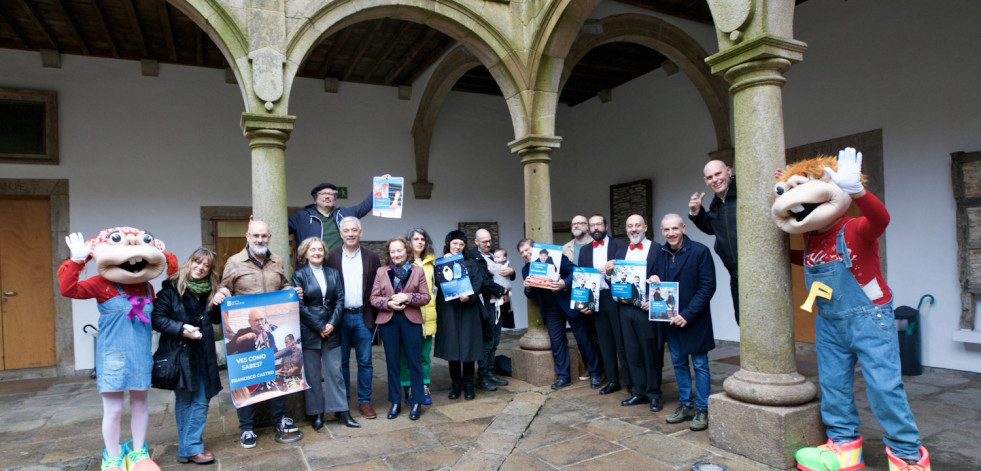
[688,160,738,325]
[651,214,716,432]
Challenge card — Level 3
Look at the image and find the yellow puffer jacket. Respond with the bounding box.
[414,253,437,336]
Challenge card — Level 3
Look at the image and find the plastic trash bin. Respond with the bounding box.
[893,305,921,376]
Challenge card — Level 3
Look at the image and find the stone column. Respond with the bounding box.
[507,134,564,386]
[703,1,822,467]
[241,113,295,274]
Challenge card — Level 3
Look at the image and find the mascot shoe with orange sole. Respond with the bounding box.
[886,446,930,471]
[122,440,160,471]
[795,436,864,471]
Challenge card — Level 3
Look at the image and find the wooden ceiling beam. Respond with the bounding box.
[51,0,89,54]
[14,0,59,49]
[364,21,411,82]
[318,30,348,78]
[341,19,384,81]
[122,0,148,57]
[404,36,456,84]
[0,10,30,48]
[89,0,119,58]
[385,27,436,85]
[158,0,176,61]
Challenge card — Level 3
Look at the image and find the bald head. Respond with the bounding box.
[246,219,271,256]
[475,228,492,255]
[625,214,647,244]
[703,160,732,197]
[660,213,686,250]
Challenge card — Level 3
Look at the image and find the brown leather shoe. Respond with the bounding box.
[358,402,377,419]
[178,449,214,464]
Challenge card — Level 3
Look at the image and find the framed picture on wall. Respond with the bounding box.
[0,88,58,165]
[609,179,653,240]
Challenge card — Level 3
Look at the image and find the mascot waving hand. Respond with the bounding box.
[59,227,177,471]
[772,148,929,471]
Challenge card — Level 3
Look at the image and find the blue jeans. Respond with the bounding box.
[174,375,208,457]
[668,347,710,411]
[340,309,373,403]
[815,304,921,456]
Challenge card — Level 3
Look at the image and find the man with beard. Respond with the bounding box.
[688,160,739,325]
[650,214,716,432]
[609,214,664,412]
[221,219,303,448]
[576,214,629,395]
[562,215,591,265]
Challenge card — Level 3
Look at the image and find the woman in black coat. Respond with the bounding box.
[291,237,360,430]
[434,230,491,400]
[151,248,227,464]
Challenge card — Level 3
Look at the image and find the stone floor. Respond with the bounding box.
[1,330,979,470]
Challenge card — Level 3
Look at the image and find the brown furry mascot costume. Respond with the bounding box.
[771,148,929,471]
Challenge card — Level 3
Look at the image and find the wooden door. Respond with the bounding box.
[0,198,56,369]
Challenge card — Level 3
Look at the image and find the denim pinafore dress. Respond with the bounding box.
[96,283,153,392]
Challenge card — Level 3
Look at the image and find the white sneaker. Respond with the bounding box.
[276,416,298,434]
[240,430,257,448]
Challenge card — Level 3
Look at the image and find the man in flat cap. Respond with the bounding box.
[289,176,389,264]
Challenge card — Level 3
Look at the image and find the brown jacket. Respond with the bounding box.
[220,247,290,296]
[370,265,431,325]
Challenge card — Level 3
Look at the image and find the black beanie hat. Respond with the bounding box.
[445,230,468,245]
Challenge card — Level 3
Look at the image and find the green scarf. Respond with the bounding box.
[186,277,212,296]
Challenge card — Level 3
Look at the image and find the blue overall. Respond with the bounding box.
[95,283,153,392]
[805,222,921,457]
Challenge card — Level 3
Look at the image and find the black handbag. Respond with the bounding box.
[151,341,185,390]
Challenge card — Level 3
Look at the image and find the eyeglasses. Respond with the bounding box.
[248,233,271,239]
[572,221,588,226]
[317,191,337,197]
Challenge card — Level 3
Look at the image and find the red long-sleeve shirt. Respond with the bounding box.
[791,191,891,304]
[58,259,155,303]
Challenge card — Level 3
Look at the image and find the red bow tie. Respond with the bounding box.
[629,242,644,250]
[592,239,605,248]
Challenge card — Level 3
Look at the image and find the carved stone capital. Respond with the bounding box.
[706,34,806,76]
[241,113,295,148]
[508,134,562,165]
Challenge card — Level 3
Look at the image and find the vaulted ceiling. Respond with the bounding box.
[0,1,802,107]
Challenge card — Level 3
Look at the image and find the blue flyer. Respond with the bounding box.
[435,253,474,301]
[648,281,679,322]
[220,289,308,408]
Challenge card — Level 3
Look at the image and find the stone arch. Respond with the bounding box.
[282,1,528,134]
[561,13,732,153]
[165,0,254,110]
[409,46,482,199]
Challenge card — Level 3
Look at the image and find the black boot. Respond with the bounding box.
[334,411,361,428]
[311,413,324,431]
[463,378,476,400]
[449,381,462,400]
[409,403,422,420]
[475,376,498,391]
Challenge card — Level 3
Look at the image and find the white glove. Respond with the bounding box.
[65,232,90,262]
[824,147,864,195]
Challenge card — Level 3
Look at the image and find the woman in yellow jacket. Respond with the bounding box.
[399,227,437,405]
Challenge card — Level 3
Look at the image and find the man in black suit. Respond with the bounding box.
[325,216,381,420]
[576,214,629,395]
[469,228,512,392]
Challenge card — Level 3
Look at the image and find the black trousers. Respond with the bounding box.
[731,275,740,325]
[619,304,664,399]
[592,290,629,386]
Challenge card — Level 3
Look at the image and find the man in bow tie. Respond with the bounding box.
[576,214,629,396]
[609,214,665,412]
[688,159,739,325]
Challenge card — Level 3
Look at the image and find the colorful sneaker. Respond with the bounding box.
[101,447,125,471]
[665,405,696,424]
[276,416,298,434]
[886,446,930,471]
[122,440,160,471]
[423,385,433,405]
[795,437,864,471]
[240,430,257,449]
